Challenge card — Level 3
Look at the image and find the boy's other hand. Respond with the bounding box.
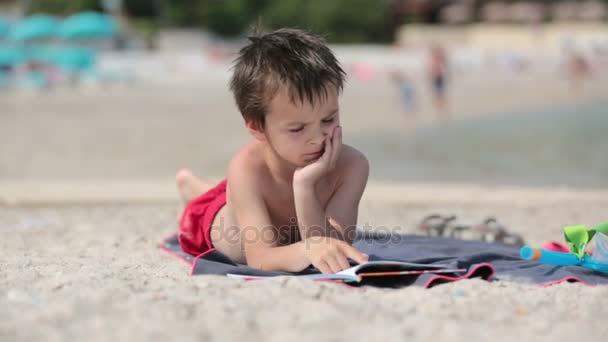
[293,125,342,188]
[301,236,368,274]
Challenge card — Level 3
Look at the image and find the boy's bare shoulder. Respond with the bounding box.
[227,143,268,187]
[337,144,369,175]
[227,143,368,186]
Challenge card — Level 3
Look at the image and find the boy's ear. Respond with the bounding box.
[245,120,267,141]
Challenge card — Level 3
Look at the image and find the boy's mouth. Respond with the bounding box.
[307,146,324,156]
[304,149,324,161]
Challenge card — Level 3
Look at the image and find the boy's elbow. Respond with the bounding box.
[245,246,310,273]
[245,249,280,272]
[245,254,266,271]
[244,249,266,270]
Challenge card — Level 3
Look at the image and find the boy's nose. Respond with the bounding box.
[309,130,327,146]
[315,129,330,144]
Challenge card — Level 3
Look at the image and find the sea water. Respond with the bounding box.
[356,100,608,188]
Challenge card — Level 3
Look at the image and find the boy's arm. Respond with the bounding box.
[294,150,369,245]
[324,152,369,244]
[229,153,367,274]
[228,163,310,273]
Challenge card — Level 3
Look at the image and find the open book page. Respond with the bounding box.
[227,260,460,282]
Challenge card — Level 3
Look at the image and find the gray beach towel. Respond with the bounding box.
[160,231,608,288]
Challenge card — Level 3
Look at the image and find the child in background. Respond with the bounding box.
[428,45,449,119]
[390,68,417,114]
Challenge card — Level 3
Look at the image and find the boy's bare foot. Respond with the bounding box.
[175,168,208,203]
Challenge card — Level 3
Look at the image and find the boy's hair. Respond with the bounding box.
[230,28,346,129]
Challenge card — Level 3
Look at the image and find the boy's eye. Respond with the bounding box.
[322,117,335,124]
[289,126,304,133]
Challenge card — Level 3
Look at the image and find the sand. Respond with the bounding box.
[2,201,608,341]
[2,50,608,341]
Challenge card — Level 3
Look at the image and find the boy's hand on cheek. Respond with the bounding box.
[293,126,342,188]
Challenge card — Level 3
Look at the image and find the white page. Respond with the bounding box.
[227,260,451,282]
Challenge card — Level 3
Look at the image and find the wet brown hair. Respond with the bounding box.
[230,28,346,129]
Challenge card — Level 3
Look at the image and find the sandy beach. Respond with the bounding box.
[3,199,608,341]
[2,51,608,341]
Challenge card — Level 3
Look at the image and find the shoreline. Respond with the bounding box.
[2,179,607,206]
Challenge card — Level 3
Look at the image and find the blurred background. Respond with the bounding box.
[1,0,607,190]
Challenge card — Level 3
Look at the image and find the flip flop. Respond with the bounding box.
[471,217,526,247]
[418,214,457,237]
[418,215,526,247]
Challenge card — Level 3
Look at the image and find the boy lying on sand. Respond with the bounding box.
[175,28,369,274]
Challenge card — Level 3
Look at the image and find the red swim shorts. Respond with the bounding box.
[178,179,227,257]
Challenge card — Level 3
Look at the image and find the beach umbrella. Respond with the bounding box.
[10,15,59,42]
[0,17,10,38]
[52,46,96,72]
[58,12,117,39]
[0,46,25,65]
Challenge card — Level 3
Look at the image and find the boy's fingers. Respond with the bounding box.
[335,253,351,270]
[322,135,332,163]
[330,126,342,168]
[325,256,342,274]
[315,260,332,274]
[333,126,342,149]
[340,244,369,265]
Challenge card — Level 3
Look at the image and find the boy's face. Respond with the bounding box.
[262,85,340,167]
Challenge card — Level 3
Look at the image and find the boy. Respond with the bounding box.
[176,28,369,274]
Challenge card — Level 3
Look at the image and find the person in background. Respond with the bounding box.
[428,44,449,120]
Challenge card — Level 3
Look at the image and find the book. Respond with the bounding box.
[227,260,466,283]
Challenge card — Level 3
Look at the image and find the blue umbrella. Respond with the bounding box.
[52,47,96,72]
[59,12,117,39]
[0,17,10,38]
[0,46,25,65]
[10,15,59,42]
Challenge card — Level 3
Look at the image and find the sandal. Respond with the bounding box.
[418,215,526,247]
[418,214,457,237]
[471,217,526,247]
